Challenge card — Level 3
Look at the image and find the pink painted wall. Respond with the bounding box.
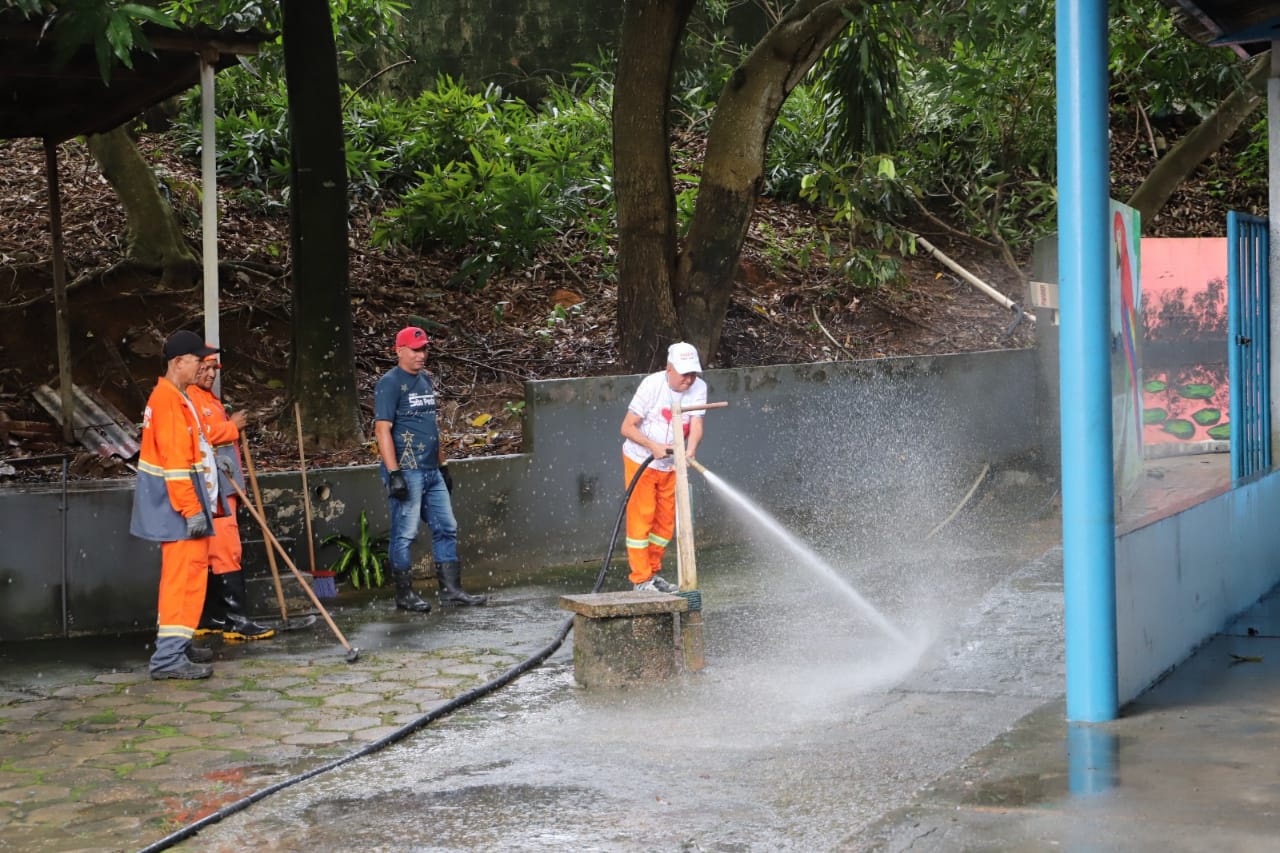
[1139,238,1229,446]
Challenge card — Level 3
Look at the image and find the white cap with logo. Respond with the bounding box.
[667,341,702,374]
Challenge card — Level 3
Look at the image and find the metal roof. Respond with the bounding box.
[1160,0,1280,55]
[0,15,268,142]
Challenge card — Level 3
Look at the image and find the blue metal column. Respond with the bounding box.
[1056,0,1118,722]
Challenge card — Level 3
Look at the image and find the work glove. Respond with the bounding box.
[440,464,453,493]
[388,469,409,500]
[185,513,209,539]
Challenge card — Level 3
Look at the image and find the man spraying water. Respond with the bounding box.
[619,342,708,593]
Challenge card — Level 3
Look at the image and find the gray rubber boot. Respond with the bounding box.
[436,561,488,606]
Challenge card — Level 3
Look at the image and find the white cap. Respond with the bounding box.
[667,342,702,374]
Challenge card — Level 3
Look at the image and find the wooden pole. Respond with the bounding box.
[670,396,696,591]
[671,399,726,674]
[294,402,318,576]
[44,139,74,444]
[224,474,358,659]
[240,432,289,621]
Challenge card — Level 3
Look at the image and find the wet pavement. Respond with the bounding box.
[3,455,1278,851]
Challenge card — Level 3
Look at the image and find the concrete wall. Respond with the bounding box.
[1116,470,1280,703]
[0,350,1041,641]
[389,0,768,99]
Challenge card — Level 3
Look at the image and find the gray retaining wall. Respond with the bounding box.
[0,350,1041,641]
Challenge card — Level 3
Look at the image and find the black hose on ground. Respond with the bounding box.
[137,455,656,853]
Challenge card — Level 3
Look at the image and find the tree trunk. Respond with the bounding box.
[86,126,199,287]
[613,0,696,372]
[676,0,858,362]
[1127,52,1269,230]
[282,0,364,449]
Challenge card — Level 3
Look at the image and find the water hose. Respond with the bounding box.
[137,455,656,853]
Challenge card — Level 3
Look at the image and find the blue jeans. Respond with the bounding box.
[382,466,458,571]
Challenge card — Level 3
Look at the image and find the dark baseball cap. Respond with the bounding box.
[163,330,219,360]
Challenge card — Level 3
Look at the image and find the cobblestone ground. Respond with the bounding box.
[0,645,521,852]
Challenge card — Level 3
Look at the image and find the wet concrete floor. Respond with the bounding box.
[3,455,1278,851]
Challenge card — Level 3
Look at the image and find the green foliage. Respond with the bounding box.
[149,0,1259,300]
[1108,0,1246,120]
[795,154,910,291]
[372,75,614,286]
[320,510,388,590]
[15,0,178,83]
[1235,116,1269,187]
[669,35,739,131]
[162,0,409,76]
[171,61,615,282]
[765,83,836,201]
[818,4,907,158]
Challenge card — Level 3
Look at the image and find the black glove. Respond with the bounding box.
[185,513,209,539]
[440,464,453,493]
[388,469,409,500]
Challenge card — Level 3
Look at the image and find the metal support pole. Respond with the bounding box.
[200,54,222,396]
[1056,0,1118,722]
[61,454,69,638]
[44,138,74,444]
[1268,43,1280,461]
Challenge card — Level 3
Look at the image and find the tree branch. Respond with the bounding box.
[1127,52,1269,229]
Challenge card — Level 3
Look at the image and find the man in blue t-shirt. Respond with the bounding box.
[373,326,487,610]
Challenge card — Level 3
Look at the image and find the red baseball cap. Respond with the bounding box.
[395,326,429,349]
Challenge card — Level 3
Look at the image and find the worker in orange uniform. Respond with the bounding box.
[130,330,221,679]
[188,354,275,642]
[619,342,707,592]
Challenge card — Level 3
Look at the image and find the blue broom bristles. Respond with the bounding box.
[313,573,338,600]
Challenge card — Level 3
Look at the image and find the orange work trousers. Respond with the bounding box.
[623,454,676,584]
[208,495,243,576]
[157,535,211,638]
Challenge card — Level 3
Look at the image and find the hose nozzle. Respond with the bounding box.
[687,458,708,475]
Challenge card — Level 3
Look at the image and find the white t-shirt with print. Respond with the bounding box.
[622,370,707,471]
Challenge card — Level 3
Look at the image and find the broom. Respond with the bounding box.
[296,403,336,599]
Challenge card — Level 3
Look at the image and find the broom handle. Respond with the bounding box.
[225,475,355,652]
[241,432,289,621]
[295,403,318,576]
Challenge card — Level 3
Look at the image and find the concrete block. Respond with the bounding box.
[560,592,687,688]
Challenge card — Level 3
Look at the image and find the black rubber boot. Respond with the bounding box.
[393,570,432,613]
[184,643,214,663]
[436,560,488,606]
[195,571,225,637]
[219,572,276,641]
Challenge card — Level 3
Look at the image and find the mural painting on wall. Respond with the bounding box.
[1138,237,1229,448]
[1111,201,1143,498]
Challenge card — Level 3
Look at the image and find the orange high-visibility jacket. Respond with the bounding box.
[130,378,215,542]
[188,384,245,514]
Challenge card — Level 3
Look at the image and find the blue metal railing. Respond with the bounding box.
[1227,211,1270,480]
